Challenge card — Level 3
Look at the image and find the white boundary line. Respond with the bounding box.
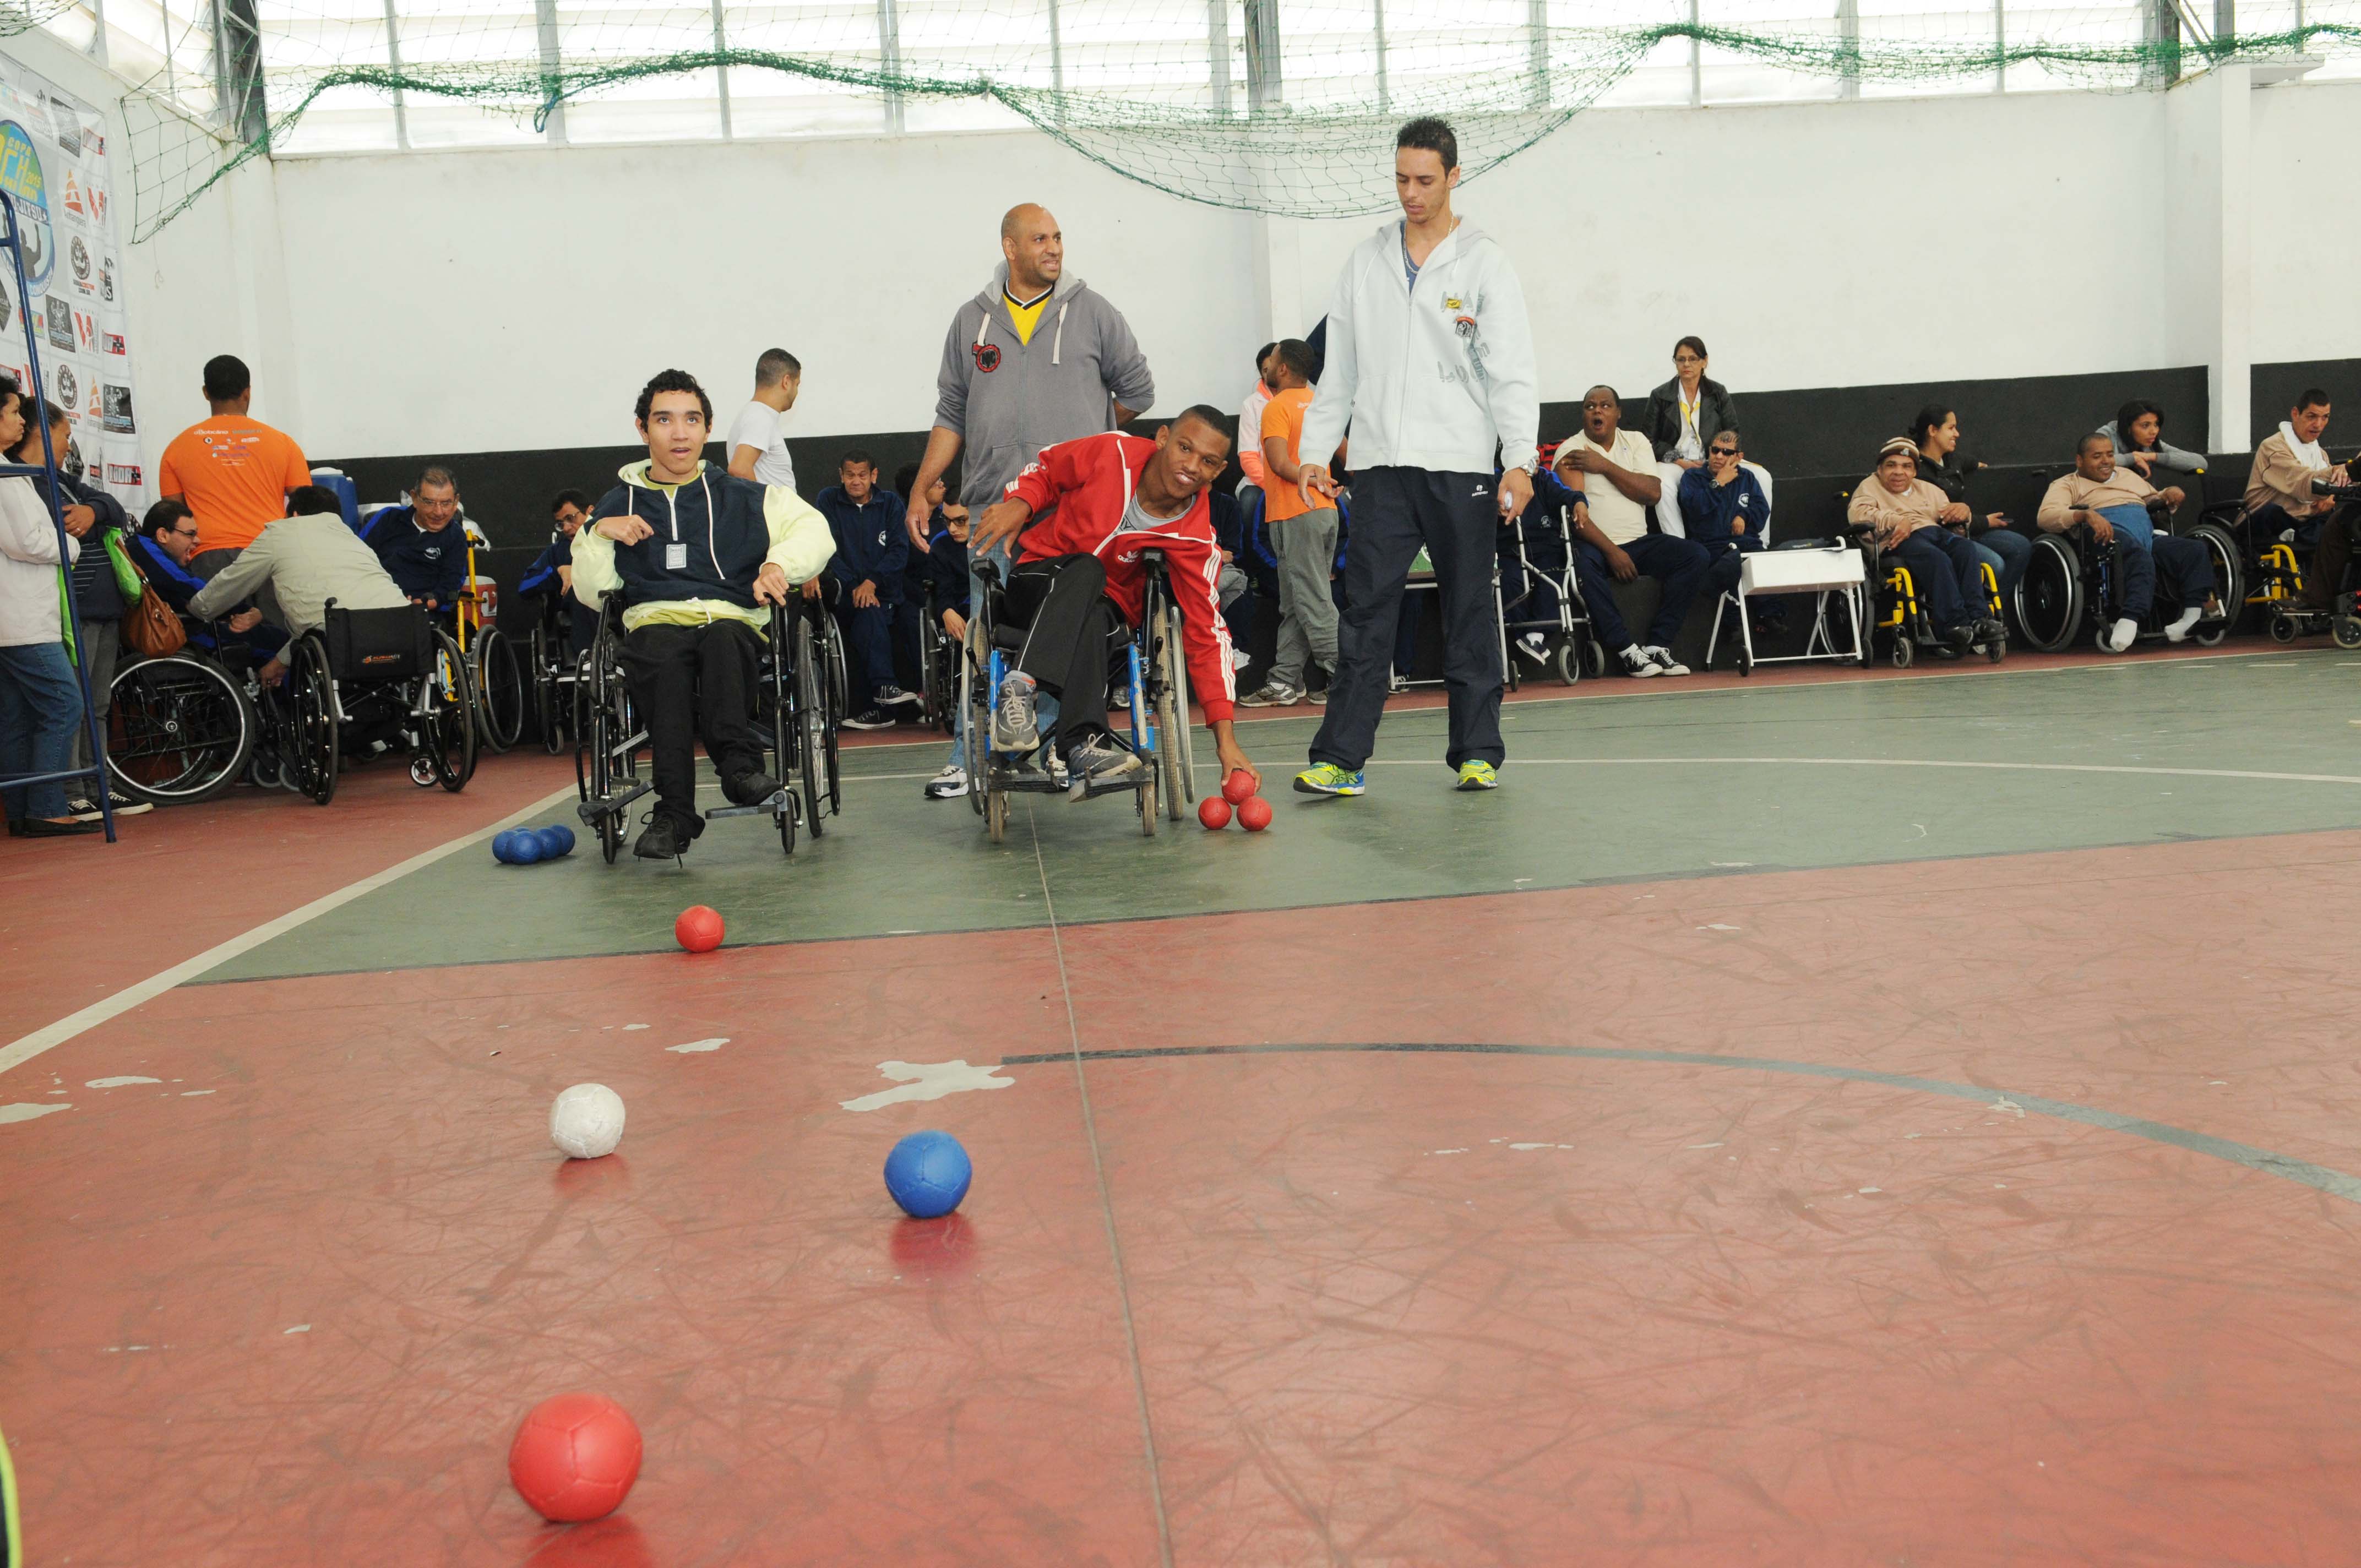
[1361,755,2361,786]
[0,782,583,1080]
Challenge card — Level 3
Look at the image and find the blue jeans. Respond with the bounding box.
[1973,527,2031,616]
[1890,527,1987,631]
[945,538,1056,769]
[0,639,86,821]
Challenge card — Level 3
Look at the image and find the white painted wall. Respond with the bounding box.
[127,69,2361,465]
[2246,78,2361,366]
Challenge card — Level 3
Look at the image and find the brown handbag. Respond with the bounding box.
[119,550,188,658]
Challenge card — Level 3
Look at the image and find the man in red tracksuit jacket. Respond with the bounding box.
[970,409,1261,794]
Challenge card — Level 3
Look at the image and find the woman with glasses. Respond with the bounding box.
[1644,336,1739,470]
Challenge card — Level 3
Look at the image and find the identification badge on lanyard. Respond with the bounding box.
[665,542,689,571]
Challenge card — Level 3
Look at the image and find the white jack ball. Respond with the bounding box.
[550,1082,627,1159]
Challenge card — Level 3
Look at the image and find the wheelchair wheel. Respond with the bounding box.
[2015,534,2083,654]
[1891,638,1914,670]
[423,629,479,792]
[1137,774,1157,837]
[824,616,850,725]
[2270,612,2300,644]
[793,612,828,839]
[2186,521,2243,643]
[471,625,525,754]
[985,784,1009,845]
[289,634,339,806]
[105,654,256,806]
[2335,615,2361,651]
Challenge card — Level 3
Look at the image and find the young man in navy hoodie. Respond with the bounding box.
[814,449,918,728]
[573,369,836,860]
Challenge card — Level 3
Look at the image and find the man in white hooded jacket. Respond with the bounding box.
[1292,117,1539,798]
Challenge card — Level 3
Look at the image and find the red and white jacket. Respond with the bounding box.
[1005,431,1237,725]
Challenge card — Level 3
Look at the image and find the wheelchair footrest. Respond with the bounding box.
[705,790,790,822]
[576,780,650,825]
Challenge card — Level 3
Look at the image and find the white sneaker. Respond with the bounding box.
[2101,617,2139,654]
[923,766,969,800]
[1388,673,1410,693]
[1618,645,1661,678]
[1229,648,1252,672]
[1643,645,1690,677]
[1515,633,1548,666]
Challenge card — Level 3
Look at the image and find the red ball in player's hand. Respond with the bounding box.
[1197,796,1233,830]
[674,905,724,953]
[1221,770,1256,805]
[1236,796,1272,832]
[509,1392,643,1522]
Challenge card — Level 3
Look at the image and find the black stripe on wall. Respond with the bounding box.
[326,358,2359,552]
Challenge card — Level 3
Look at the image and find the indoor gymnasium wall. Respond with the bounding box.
[251,71,2361,538]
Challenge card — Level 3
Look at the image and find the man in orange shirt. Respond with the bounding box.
[1239,339,1337,708]
[159,355,312,578]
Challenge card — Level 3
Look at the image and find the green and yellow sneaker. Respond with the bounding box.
[1455,761,1499,792]
[1292,763,1366,797]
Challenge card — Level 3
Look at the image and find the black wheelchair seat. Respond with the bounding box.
[322,603,431,683]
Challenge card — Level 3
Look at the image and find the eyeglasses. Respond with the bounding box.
[168,526,199,539]
[1673,353,1704,365]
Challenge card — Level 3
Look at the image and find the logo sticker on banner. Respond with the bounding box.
[0,121,52,291]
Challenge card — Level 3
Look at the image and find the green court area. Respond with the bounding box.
[204,654,2361,982]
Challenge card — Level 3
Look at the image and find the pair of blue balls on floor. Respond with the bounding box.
[493,825,576,865]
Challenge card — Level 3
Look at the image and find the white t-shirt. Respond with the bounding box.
[724,400,798,491]
[1560,428,1658,545]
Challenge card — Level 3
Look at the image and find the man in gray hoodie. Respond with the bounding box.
[904,203,1157,800]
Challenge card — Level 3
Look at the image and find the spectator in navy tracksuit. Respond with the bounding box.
[1677,431,1771,605]
[360,465,469,613]
[1206,483,1256,655]
[815,449,917,729]
[518,488,600,656]
[924,508,971,633]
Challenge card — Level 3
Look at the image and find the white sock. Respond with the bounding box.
[2106,617,2138,652]
[2164,606,2203,642]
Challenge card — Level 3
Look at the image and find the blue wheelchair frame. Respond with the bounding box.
[964,552,1194,842]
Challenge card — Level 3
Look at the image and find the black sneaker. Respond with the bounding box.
[843,707,896,731]
[878,685,922,707]
[633,815,694,860]
[1063,733,1146,794]
[723,770,782,807]
[1941,622,1978,647]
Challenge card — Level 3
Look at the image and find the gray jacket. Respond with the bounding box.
[188,514,409,637]
[2095,418,2206,475]
[932,263,1154,508]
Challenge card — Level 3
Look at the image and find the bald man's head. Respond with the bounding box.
[1000,203,1064,294]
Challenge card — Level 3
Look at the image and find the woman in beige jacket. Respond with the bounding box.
[1847,437,2001,649]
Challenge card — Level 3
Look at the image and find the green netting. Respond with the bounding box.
[117,5,2361,244]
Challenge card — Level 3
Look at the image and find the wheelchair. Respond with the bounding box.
[2204,481,2361,646]
[525,594,589,756]
[917,586,962,734]
[572,592,841,863]
[1495,501,1602,688]
[104,639,259,807]
[961,552,1190,842]
[1869,531,2005,669]
[2012,499,2240,655]
[454,535,526,755]
[268,601,477,806]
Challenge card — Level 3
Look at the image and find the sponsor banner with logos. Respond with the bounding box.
[0,50,137,508]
